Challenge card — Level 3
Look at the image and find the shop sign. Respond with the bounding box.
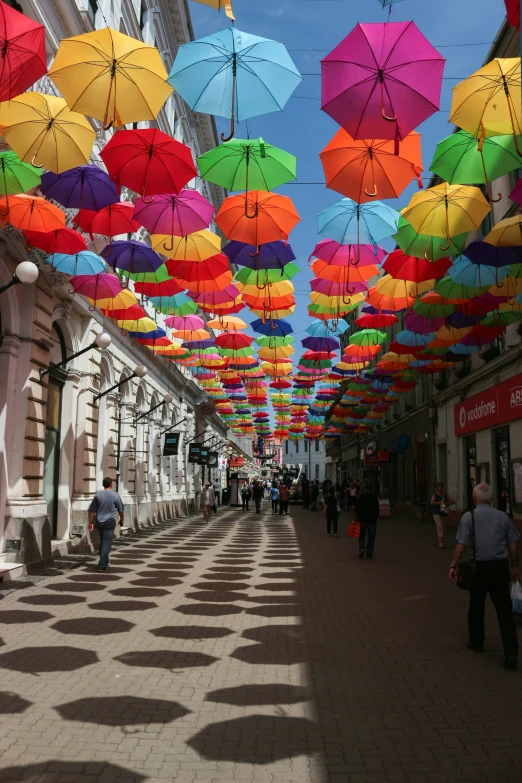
[378,498,391,518]
[188,444,201,463]
[207,451,218,467]
[364,456,380,468]
[454,373,522,436]
[163,432,180,456]
[379,450,390,463]
[198,447,210,465]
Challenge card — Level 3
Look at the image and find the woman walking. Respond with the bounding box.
[270,483,279,513]
[430,481,454,548]
[323,488,339,536]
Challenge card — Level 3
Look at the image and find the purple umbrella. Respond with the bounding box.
[465,238,522,268]
[223,240,296,269]
[101,241,164,275]
[461,334,496,347]
[41,165,119,211]
[404,312,444,334]
[510,178,522,208]
[446,311,480,328]
[310,278,368,295]
[134,191,214,237]
[302,335,340,352]
[182,339,215,349]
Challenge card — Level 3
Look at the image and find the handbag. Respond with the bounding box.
[456,510,476,591]
[348,521,360,538]
[439,503,450,516]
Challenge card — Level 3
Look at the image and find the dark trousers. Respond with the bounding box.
[272,499,278,512]
[359,520,377,556]
[279,501,288,515]
[468,559,518,659]
[255,500,261,513]
[303,493,310,509]
[242,497,249,511]
[326,513,338,535]
[97,525,115,568]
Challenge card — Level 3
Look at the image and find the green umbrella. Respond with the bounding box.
[122,264,171,283]
[0,150,41,204]
[413,300,456,318]
[350,329,387,347]
[393,215,467,262]
[430,130,522,202]
[197,137,296,194]
[219,346,255,357]
[256,335,295,346]
[480,310,521,327]
[235,262,300,286]
[434,276,488,300]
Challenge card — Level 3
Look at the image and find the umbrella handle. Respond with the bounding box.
[141,194,155,204]
[381,106,397,122]
[249,246,259,258]
[30,153,43,168]
[486,182,502,203]
[163,236,175,252]
[364,185,378,198]
[221,116,235,143]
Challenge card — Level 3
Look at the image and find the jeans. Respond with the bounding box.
[359,520,377,556]
[272,499,278,512]
[255,500,261,513]
[242,498,249,511]
[326,513,338,535]
[97,524,115,568]
[468,559,518,659]
[279,501,288,515]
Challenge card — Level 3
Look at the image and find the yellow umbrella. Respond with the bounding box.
[376,275,434,299]
[193,0,235,21]
[403,183,490,251]
[484,215,522,247]
[207,316,248,331]
[116,316,158,332]
[48,27,173,130]
[430,325,470,347]
[261,361,293,376]
[0,93,95,173]
[151,229,221,259]
[488,276,522,299]
[450,58,521,148]
[250,306,295,319]
[89,289,137,311]
[258,345,295,361]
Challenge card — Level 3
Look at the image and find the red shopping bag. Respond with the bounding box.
[348,521,360,538]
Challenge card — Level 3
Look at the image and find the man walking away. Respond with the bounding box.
[88,477,124,572]
[241,481,250,511]
[279,483,290,515]
[253,480,264,514]
[449,483,520,670]
[355,483,380,560]
[202,481,215,523]
[213,480,221,506]
[310,480,319,511]
[271,483,279,513]
[323,488,339,536]
[302,477,310,510]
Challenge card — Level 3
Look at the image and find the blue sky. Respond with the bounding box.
[189,0,508,367]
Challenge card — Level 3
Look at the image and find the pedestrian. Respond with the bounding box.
[430,481,455,549]
[279,483,290,515]
[349,481,359,520]
[253,480,264,513]
[270,483,279,513]
[241,481,250,511]
[88,477,124,572]
[213,480,221,506]
[323,488,339,536]
[355,483,380,560]
[202,481,216,523]
[449,483,520,670]
[310,480,319,511]
[302,477,310,509]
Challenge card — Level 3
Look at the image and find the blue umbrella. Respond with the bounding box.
[305,320,348,336]
[41,165,118,211]
[128,328,167,340]
[448,256,510,287]
[223,240,296,269]
[396,330,436,347]
[168,27,302,141]
[47,251,106,276]
[318,198,399,246]
[102,240,164,275]
[465,238,522,268]
[251,318,293,336]
[446,311,480,328]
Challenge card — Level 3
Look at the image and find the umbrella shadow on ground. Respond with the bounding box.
[193,581,251,591]
[44,582,106,593]
[68,573,122,582]
[231,625,308,665]
[87,600,158,612]
[113,650,218,670]
[184,590,247,603]
[51,617,134,635]
[0,610,54,624]
[0,692,32,714]
[208,566,254,573]
[0,646,98,674]
[174,603,244,616]
[206,684,311,707]
[0,761,147,782]
[199,573,252,582]
[17,594,86,606]
[109,587,170,597]
[56,693,191,730]
[129,578,183,588]
[245,605,302,617]
[149,625,234,640]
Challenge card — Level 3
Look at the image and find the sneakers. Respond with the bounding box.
[366,554,373,560]
[358,549,365,559]
[97,566,106,572]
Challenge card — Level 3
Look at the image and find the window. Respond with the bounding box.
[285,441,288,454]
[295,442,299,454]
[315,464,320,478]
[43,324,67,538]
[304,441,308,453]
[315,441,320,452]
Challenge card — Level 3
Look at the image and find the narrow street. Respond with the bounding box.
[0,503,521,783]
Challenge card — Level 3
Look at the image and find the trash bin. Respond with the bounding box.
[221,488,230,505]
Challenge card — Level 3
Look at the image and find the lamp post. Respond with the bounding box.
[40,332,112,380]
[134,392,174,424]
[94,364,147,404]
[0,261,39,295]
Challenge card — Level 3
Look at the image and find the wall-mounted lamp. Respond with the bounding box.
[134,392,173,424]
[0,261,39,295]
[93,364,148,404]
[40,332,111,381]
[161,410,194,436]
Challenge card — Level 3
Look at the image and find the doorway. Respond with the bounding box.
[494,426,512,514]
[42,324,66,538]
[464,435,477,510]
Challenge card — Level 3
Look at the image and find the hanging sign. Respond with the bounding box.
[188,444,202,463]
[207,451,218,467]
[198,447,210,465]
[163,432,180,456]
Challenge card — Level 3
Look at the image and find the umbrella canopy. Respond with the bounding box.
[134,190,214,236]
[148,292,197,314]
[510,178,522,207]
[223,239,295,270]
[151,229,221,259]
[310,277,367,296]
[164,315,205,330]
[41,165,118,211]
[321,21,444,142]
[320,129,423,202]
[168,26,301,140]
[448,257,510,288]
[484,216,522,248]
[24,227,87,256]
[0,151,41,198]
[70,272,123,304]
[48,27,173,129]
[0,92,95,173]
[350,329,387,347]
[47,250,105,276]
[215,332,253,349]
[100,128,197,197]
[235,263,300,286]
[355,312,398,328]
[102,240,164,276]
[215,191,300,245]
[461,238,522,268]
[383,250,451,282]
[0,194,65,232]
[393,214,467,261]
[252,318,293,337]
[73,202,140,241]
[133,278,184,298]
[318,198,399,245]
[0,1,47,102]
[207,315,247,330]
[197,137,296,193]
[310,239,386,268]
[192,1,235,20]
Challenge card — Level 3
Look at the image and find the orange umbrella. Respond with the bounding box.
[311,258,378,284]
[320,129,423,203]
[366,285,414,312]
[215,191,300,246]
[0,194,65,232]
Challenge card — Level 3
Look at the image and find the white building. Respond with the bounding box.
[283,438,326,484]
[0,0,230,578]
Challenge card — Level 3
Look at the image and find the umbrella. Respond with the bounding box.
[311,258,378,286]
[73,202,140,246]
[102,303,147,320]
[310,239,386,269]
[448,257,510,288]
[480,310,521,327]
[366,286,414,312]
[505,0,520,30]
[320,129,423,202]
[393,214,467,262]
[133,277,183,298]
[215,332,253,349]
[151,229,221,258]
[165,315,205,331]
[464,237,522,267]
[197,137,296,194]
[48,27,172,129]
[449,58,521,150]
[306,320,348,336]
[193,1,235,21]
[100,129,197,198]
[0,92,95,173]
[383,249,450,282]
[168,26,301,141]
[102,240,164,277]
[70,272,124,307]
[235,263,300,287]
[321,21,444,143]
[0,194,65,232]
[134,191,214,236]
[166,253,232,284]
[404,312,445,334]
[223,239,295,270]
[40,165,118,211]
[317,198,399,246]
[207,316,247,330]
[310,278,367,297]
[0,152,41,209]
[403,183,490,251]
[148,293,197,315]
[252,318,293,337]
[46,251,106,276]
[484,216,522,248]
[355,312,398,329]
[510,178,522,207]
[350,329,387,347]
[215,191,300,244]
[430,130,522,202]
[0,1,47,102]
[24,227,87,256]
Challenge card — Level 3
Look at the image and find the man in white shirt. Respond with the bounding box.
[202,481,216,523]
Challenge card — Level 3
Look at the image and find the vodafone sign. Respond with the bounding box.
[454,373,522,436]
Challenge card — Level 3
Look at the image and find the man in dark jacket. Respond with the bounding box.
[253,480,265,513]
[355,484,380,560]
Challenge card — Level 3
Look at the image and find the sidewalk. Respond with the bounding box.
[0,503,520,783]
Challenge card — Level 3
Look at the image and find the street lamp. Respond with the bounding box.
[93,364,147,404]
[40,332,112,380]
[0,261,39,295]
[134,392,174,424]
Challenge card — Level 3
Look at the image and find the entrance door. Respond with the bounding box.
[464,435,477,510]
[42,324,66,538]
[494,426,512,514]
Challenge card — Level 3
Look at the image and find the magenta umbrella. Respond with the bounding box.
[69,273,123,310]
[164,314,206,330]
[310,278,368,296]
[134,191,214,237]
[309,239,386,268]
[321,22,445,143]
[510,178,522,208]
[404,312,445,334]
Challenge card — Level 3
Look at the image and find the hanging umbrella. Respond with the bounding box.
[192,1,235,21]
[393,214,468,262]
[48,27,173,130]
[133,277,183,298]
[252,318,293,337]
[102,240,164,277]
[310,278,368,297]
[449,58,521,150]
[24,227,87,256]
[117,316,159,334]
[165,315,205,331]
[0,194,65,232]
[461,237,522,268]
[383,250,451,282]
[311,259,379,289]
[70,272,124,307]
[0,151,41,209]
[320,129,423,202]
[350,330,387,347]
[430,130,522,202]
[166,254,232,286]
[193,285,243,312]
[0,1,47,102]
[355,312,398,328]
[317,198,399,246]
[46,250,106,276]
[306,320,348,336]
[100,129,197,198]
[40,165,118,211]
[510,178,522,207]
[207,315,248,330]
[484,216,522,248]
[134,190,214,236]
[168,27,301,141]
[448,257,510,288]
[403,183,491,251]
[102,302,147,320]
[0,93,95,173]
[215,191,300,244]
[404,312,445,334]
[366,286,414,312]
[73,202,140,246]
[235,263,300,287]
[215,332,253,349]
[376,275,434,300]
[505,0,520,30]
[223,239,295,270]
[151,229,221,258]
[321,21,444,143]
[148,292,197,315]
[252,304,294,319]
[310,239,386,269]
[480,310,521,327]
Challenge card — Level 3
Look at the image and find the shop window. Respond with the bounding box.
[295,442,299,454]
[304,441,308,453]
[315,464,320,478]
[464,435,477,510]
[285,441,288,455]
[315,441,319,452]
[511,460,522,514]
[43,323,67,538]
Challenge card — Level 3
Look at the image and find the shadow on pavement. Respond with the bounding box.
[149,625,234,640]
[0,692,32,714]
[114,650,218,670]
[0,761,146,782]
[231,625,307,665]
[55,696,190,727]
[206,684,310,706]
[0,610,54,624]
[51,617,134,635]
[0,646,98,673]
[87,600,158,612]
[17,594,86,606]
[174,603,244,616]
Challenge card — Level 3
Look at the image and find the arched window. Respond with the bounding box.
[42,323,67,538]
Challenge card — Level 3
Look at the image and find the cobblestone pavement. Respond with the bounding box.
[0,502,521,783]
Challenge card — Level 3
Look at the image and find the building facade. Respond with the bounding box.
[283,438,326,484]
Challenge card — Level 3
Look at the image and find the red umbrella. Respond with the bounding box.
[355,312,398,328]
[0,2,47,102]
[73,202,140,247]
[383,250,451,282]
[102,303,147,320]
[214,332,253,349]
[25,227,87,256]
[505,0,520,30]
[133,278,184,298]
[166,254,231,285]
[100,128,197,199]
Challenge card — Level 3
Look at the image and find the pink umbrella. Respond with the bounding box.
[70,273,124,309]
[510,178,522,208]
[310,278,368,295]
[190,285,241,305]
[134,191,215,237]
[321,22,445,144]
[309,239,386,267]
[164,314,206,330]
